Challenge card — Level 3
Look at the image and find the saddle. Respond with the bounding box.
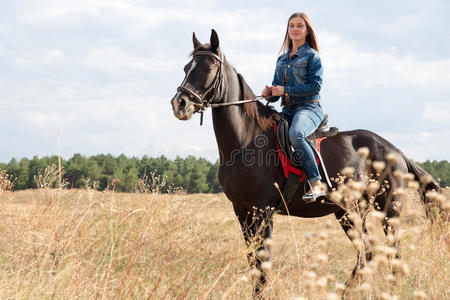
[275,113,339,204]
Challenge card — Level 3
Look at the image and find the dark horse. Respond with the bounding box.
[170,30,439,294]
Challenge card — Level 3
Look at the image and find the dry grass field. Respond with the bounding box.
[0,186,448,299]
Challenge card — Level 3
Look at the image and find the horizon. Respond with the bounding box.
[2,151,448,165]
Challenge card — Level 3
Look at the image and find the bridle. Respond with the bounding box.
[176,50,264,125]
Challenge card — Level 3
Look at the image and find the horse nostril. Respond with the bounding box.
[179,98,187,110]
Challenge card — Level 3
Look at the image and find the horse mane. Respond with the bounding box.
[236,73,278,131]
[189,45,278,130]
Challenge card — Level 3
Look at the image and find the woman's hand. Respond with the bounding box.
[271,85,284,96]
[261,85,272,98]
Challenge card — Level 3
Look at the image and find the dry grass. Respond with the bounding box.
[0,186,448,299]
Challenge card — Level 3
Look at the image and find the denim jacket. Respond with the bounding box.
[270,42,323,106]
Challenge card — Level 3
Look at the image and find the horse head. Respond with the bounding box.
[171,29,224,120]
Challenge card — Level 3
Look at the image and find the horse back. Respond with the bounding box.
[320,129,408,179]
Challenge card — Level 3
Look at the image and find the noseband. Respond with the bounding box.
[176,50,264,125]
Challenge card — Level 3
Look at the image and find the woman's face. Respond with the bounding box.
[288,16,308,44]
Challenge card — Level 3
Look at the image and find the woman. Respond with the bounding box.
[262,12,325,202]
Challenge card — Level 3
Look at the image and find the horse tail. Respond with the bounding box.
[403,156,444,219]
[404,156,440,198]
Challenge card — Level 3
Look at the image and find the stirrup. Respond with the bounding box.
[302,189,326,203]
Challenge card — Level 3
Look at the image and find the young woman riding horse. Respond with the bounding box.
[262,12,325,202]
[170,18,440,297]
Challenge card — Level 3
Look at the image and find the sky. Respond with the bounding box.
[1,0,449,163]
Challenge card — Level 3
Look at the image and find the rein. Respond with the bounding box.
[177,50,266,125]
[196,97,265,125]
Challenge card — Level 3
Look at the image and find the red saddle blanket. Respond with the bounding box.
[274,125,326,182]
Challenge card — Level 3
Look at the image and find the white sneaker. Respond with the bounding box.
[302,189,326,203]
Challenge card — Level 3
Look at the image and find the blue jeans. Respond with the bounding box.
[282,103,323,183]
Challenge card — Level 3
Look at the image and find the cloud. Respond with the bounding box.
[1,1,449,162]
[13,95,159,133]
[7,49,64,67]
[320,30,450,88]
[16,1,212,32]
[380,129,450,161]
[0,24,8,34]
[44,49,64,62]
[421,102,450,125]
[18,1,100,23]
[83,47,179,74]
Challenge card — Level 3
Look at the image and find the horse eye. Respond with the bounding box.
[204,62,215,71]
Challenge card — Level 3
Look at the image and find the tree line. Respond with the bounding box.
[0,154,221,193]
[0,155,448,193]
[418,160,449,187]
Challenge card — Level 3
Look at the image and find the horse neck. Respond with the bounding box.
[211,63,263,158]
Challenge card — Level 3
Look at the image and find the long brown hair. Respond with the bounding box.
[279,12,319,55]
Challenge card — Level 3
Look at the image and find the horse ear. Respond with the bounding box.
[210,29,220,52]
[193,32,201,49]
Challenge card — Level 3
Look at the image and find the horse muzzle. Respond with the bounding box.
[171,93,195,120]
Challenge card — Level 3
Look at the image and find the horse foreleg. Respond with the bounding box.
[233,204,273,297]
